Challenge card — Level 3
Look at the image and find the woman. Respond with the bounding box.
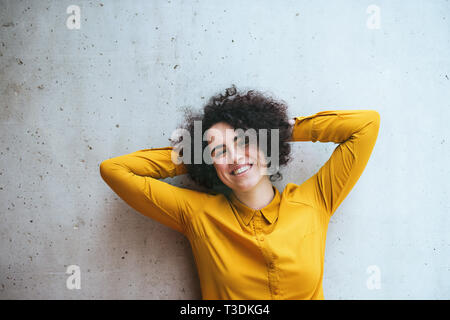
[99,85,380,300]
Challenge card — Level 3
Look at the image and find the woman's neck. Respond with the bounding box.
[231,177,275,210]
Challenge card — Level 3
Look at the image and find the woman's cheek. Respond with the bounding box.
[215,164,229,177]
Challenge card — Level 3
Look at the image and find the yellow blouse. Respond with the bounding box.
[99,110,380,300]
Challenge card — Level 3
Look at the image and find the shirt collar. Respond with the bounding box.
[228,185,280,226]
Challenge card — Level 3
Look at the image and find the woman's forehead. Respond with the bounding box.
[206,122,236,143]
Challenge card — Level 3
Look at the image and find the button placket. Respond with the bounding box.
[252,211,281,299]
[254,211,263,233]
[268,259,280,298]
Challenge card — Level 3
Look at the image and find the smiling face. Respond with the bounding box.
[206,122,270,192]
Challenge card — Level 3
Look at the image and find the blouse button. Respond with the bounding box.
[269,262,275,269]
[259,236,264,241]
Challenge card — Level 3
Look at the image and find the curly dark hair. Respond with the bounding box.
[170,84,294,196]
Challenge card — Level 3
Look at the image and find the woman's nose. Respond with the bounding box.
[228,144,247,164]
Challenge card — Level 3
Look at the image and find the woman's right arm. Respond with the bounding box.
[99,146,206,235]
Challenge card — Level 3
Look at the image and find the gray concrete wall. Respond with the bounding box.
[1,0,449,299]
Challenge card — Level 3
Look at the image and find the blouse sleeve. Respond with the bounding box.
[289,110,381,217]
[99,146,206,235]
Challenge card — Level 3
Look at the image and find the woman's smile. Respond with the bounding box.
[230,163,254,177]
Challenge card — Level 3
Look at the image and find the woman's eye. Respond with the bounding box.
[212,137,249,158]
[215,148,225,157]
[238,136,250,146]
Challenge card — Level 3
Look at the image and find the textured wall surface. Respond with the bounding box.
[1,0,449,299]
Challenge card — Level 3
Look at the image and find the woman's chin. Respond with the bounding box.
[230,175,261,192]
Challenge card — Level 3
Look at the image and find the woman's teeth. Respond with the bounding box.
[232,165,252,175]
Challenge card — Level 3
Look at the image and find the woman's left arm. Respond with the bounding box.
[289,110,381,217]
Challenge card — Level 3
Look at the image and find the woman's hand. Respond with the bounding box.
[287,118,296,141]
